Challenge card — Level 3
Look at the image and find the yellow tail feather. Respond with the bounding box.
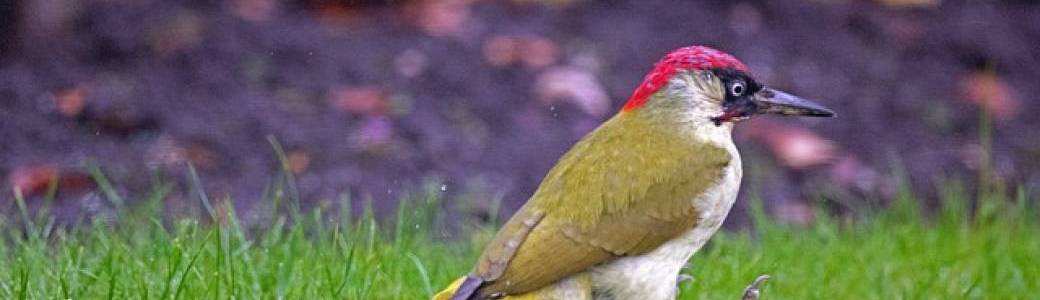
[432,274,591,300]
[432,277,467,300]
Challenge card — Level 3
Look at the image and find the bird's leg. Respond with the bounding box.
[740,275,770,300]
[673,265,694,297]
[677,264,694,286]
[676,274,694,285]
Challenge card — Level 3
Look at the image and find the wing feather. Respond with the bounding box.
[470,114,731,298]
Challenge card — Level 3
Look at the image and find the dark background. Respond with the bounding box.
[1,0,1037,227]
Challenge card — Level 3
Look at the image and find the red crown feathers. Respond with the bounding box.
[622,46,749,112]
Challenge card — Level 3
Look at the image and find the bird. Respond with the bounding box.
[434,45,834,300]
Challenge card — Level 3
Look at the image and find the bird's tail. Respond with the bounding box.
[432,276,465,300]
[434,274,587,300]
[432,275,482,300]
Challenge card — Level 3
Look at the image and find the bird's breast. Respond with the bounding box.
[588,145,742,300]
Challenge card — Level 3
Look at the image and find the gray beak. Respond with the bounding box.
[754,88,835,117]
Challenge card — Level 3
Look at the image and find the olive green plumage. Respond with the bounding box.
[471,105,732,297]
[436,45,836,300]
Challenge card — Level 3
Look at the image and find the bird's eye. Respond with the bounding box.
[730,82,746,96]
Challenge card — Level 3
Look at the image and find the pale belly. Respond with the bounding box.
[506,125,743,300]
[587,153,742,300]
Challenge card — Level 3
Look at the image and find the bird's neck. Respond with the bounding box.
[621,81,735,150]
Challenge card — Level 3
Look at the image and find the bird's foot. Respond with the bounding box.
[677,274,694,285]
[673,274,694,296]
[674,264,695,292]
[741,275,770,300]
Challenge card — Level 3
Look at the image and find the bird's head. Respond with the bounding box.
[621,46,834,128]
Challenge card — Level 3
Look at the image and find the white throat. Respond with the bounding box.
[661,71,736,149]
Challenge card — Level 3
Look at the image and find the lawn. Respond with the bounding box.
[1,179,1037,299]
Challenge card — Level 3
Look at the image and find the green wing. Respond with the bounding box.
[471,114,732,297]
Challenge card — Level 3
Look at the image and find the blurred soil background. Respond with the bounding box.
[1,0,1038,228]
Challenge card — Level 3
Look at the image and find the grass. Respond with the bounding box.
[1,171,1038,299]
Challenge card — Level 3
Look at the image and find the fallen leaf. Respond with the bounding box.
[405,0,473,38]
[287,150,311,175]
[959,70,1019,121]
[519,36,559,69]
[533,66,610,117]
[330,86,388,116]
[233,0,278,23]
[483,35,519,67]
[9,165,59,196]
[742,119,836,169]
[8,165,94,197]
[309,1,369,26]
[54,87,86,117]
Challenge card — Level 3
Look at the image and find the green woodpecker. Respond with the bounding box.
[435,45,834,300]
